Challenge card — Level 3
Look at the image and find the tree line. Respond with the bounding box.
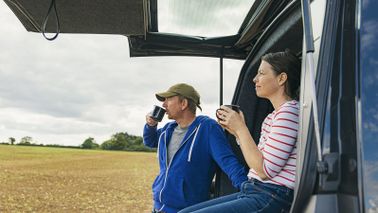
[1,132,155,152]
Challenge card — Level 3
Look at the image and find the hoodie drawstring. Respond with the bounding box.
[187,124,201,162]
[157,131,166,159]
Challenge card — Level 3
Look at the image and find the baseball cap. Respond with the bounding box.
[155,83,202,110]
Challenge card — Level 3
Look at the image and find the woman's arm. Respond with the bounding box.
[218,104,299,180]
[235,125,269,180]
[217,106,268,180]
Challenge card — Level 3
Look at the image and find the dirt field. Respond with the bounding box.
[0,145,159,213]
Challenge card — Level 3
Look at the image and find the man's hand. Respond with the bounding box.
[146,114,158,127]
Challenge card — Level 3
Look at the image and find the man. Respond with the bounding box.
[143,83,247,213]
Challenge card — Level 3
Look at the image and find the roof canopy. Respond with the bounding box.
[4,0,146,35]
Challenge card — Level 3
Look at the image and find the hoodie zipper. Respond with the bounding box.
[158,125,199,203]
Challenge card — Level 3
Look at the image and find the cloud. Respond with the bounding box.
[364,160,378,212]
[362,20,378,52]
[362,102,378,134]
[363,0,371,9]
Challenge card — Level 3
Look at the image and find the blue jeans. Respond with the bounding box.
[178,179,293,213]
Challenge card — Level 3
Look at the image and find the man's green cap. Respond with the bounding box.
[156,83,202,110]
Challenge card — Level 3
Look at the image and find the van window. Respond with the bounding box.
[297,0,327,179]
[311,0,327,42]
[196,58,243,118]
[360,1,378,210]
[158,0,256,37]
[222,59,244,104]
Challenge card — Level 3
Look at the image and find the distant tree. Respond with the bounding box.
[112,132,129,149]
[9,137,16,145]
[81,137,99,149]
[19,136,33,145]
[101,132,128,150]
[100,132,155,152]
[100,140,113,150]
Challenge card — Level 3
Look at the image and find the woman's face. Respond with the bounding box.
[253,60,283,99]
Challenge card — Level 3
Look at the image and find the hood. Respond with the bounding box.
[165,115,209,131]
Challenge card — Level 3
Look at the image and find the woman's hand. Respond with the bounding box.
[217,105,246,137]
[218,106,266,179]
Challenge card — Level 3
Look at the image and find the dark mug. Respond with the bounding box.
[216,104,240,121]
[224,104,240,112]
[151,105,166,122]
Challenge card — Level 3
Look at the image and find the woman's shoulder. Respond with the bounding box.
[274,100,300,119]
[281,100,299,111]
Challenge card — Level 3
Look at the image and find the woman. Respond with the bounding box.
[178,50,301,213]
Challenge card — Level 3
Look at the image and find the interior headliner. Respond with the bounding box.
[4,0,146,35]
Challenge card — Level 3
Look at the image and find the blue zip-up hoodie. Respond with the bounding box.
[143,115,247,213]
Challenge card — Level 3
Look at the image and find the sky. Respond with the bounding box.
[0,1,245,146]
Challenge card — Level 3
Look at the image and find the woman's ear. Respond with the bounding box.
[278,72,288,86]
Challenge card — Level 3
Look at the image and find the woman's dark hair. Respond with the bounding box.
[261,49,301,100]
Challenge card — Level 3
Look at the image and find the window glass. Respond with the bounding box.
[322,88,331,155]
[297,0,327,175]
[197,59,243,118]
[158,0,255,37]
[311,0,327,41]
[360,0,378,211]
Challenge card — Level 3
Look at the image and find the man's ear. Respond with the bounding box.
[181,98,189,111]
[278,72,288,86]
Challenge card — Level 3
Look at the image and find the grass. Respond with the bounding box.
[0,145,159,213]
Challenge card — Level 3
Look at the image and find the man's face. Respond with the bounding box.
[162,96,183,120]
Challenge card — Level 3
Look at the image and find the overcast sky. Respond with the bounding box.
[0,1,245,146]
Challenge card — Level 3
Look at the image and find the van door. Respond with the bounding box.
[3,0,146,35]
[3,0,291,59]
[291,0,360,212]
[214,0,304,196]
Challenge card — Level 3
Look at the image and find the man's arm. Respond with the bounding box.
[143,114,162,148]
[208,122,248,190]
[143,124,159,148]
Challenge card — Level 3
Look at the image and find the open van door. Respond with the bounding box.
[3,0,147,35]
[3,0,291,59]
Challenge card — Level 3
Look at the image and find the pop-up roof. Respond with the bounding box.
[3,0,292,59]
[4,0,146,35]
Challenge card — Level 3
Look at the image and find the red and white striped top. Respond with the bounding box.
[247,100,299,189]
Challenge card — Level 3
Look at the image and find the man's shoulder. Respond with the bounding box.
[196,115,218,125]
[195,116,224,133]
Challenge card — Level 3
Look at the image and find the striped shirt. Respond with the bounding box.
[247,100,299,189]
